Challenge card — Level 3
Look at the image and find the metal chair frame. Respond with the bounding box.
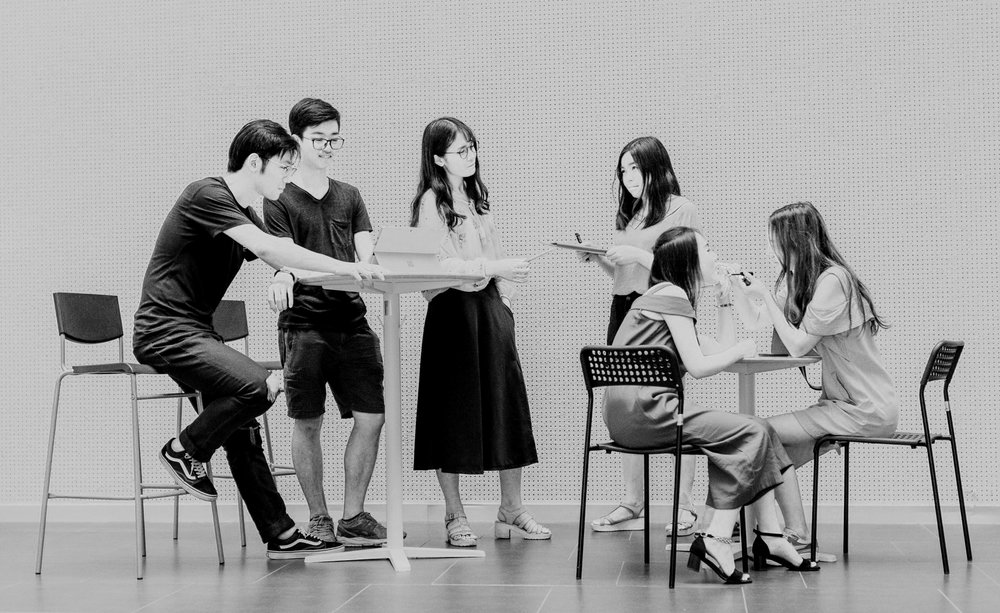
[172,299,295,547]
[36,293,224,580]
[810,340,972,573]
[576,345,748,589]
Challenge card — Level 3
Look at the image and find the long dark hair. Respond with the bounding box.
[649,227,702,307]
[769,202,887,333]
[615,137,681,231]
[409,117,490,229]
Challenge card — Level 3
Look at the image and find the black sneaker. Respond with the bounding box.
[267,529,344,559]
[158,439,217,501]
[337,511,393,547]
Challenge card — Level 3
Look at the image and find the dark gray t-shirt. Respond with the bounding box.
[134,177,262,344]
[263,179,373,330]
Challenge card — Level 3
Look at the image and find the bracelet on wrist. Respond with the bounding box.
[274,269,296,283]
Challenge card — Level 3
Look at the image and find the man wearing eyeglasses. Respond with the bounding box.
[263,98,392,548]
[133,119,385,560]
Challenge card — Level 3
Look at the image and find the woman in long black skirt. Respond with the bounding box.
[409,117,550,547]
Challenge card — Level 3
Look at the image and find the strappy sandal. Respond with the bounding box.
[495,507,552,540]
[445,513,479,547]
[664,507,698,537]
[590,503,644,532]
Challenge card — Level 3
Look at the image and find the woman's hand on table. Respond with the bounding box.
[737,339,757,358]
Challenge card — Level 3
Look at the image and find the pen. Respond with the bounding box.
[729,271,754,286]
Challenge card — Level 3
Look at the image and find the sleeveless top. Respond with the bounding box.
[601,287,696,449]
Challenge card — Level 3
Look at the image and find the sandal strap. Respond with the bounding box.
[499,508,550,534]
[445,514,477,539]
[695,531,735,545]
[753,528,785,538]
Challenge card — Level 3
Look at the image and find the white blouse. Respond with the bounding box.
[414,191,514,301]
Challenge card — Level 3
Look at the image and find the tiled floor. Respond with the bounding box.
[6,519,996,612]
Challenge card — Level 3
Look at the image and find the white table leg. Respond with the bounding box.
[305,291,484,570]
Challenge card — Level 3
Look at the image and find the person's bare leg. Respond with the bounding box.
[292,415,327,517]
[498,468,550,537]
[765,413,816,539]
[342,412,384,518]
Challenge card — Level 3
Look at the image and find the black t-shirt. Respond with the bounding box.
[134,177,263,344]
[263,179,373,330]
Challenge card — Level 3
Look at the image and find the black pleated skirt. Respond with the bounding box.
[413,281,538,474]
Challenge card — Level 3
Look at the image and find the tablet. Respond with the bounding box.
[551,242,607,255]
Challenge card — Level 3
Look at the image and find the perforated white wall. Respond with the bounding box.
[2,1,997,513]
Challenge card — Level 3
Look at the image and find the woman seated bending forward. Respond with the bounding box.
[602,227,820,583]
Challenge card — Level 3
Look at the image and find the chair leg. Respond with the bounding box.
[843,443,849,555]
[668,452,680,589]
[35,373,68,575]
[575,450,592,580]
[172,398,183,540]
[925,442,950,574]
[237,491,247,548]
[810,440,821,563]
[130,377,145,580]
[947,430,972,561]
[643,454,650,566]
[738,507,748,574]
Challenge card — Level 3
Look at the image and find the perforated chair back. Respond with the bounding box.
[212,300,250,343]
[580,344,684,394]
[920,341,963,398]
[53,293,124,344]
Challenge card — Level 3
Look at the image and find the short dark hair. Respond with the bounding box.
[288,98,341,137]
[227,119,299,172]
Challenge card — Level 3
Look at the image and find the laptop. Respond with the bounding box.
[373,227,445,275]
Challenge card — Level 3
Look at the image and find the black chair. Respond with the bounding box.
[174,299,295,547]
[576,345,747,588]
[36,293,224,579]
[810,340,972,573]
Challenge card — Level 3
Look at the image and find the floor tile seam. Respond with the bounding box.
[937,588,964,613]
[534,587,553,613]
[251,561,294,583]
[329,584,371,613]
[430,560,458,585]
[970,564,1000,586]
[130,587,186,613]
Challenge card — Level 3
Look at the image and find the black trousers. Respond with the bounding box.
[134,331,295,543]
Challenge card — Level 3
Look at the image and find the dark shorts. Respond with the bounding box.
[279,325,385,419]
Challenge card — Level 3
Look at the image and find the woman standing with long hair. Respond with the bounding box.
[409,117,551,547]
[585,137,702,535]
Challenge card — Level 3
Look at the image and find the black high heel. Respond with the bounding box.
[687,533,752,585]
[752,529,821,572]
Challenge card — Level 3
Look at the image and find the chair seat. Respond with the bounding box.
[819,431,949,447]
[72,362,162,375]
[593,441,704,455]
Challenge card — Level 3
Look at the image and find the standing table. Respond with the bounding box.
[299,273,487,571]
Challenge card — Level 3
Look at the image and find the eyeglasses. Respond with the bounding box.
[307,137,345,151]
[444,143,477,160]
[275,163,298,178]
